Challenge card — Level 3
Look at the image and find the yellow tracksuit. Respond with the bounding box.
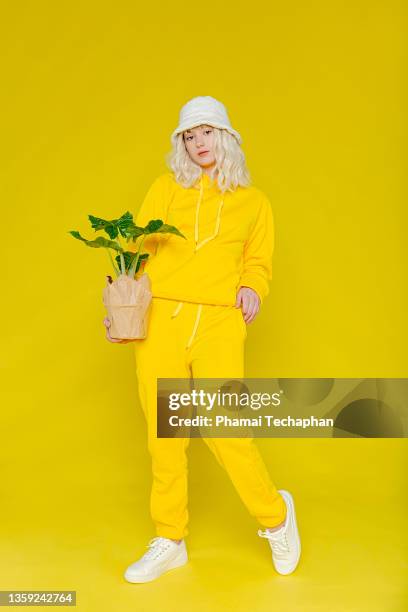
[132,171,286,539]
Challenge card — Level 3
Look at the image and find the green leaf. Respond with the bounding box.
[141,219,186,239]
[124,224,145,244]
[88,211,134,239]
[154,223,186,239]
[144,219,164,233]
[69,230,123,252]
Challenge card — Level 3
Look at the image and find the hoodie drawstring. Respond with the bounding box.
[194,174,224,252]
[171,301,183,318]
[168,174,222,349]
[186,303,202,348]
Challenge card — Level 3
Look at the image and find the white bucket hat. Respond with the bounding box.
[170,95,242,147]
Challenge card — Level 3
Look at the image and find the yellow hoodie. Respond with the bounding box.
[132,171,274,306]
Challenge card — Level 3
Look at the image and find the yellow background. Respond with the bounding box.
[1,1,407,610]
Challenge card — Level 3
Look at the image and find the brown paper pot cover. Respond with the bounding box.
[102,273,152,339]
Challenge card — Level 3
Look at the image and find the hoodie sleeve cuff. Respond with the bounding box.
[238,272,269,305]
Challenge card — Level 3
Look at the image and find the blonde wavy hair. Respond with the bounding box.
[165,126,252,193]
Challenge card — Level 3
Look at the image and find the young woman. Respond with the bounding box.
[104,96,301,582]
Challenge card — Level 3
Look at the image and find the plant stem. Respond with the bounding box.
[129,234,146,278]
[119,252,126,275]
[106,248,120,277]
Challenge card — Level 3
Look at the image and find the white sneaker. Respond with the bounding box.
[124,536,188,583]
[258,489,301,575]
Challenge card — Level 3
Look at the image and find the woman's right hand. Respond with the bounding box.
[103,317,135,344]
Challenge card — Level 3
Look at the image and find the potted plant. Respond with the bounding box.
[69,211,185,340]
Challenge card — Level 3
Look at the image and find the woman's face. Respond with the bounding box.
[183,124,216,169]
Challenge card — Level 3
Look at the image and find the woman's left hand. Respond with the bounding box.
[235,286,260,324]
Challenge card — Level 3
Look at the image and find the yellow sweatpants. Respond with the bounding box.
[133,296,287,540]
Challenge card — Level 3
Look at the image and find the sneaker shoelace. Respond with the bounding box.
[142,537,174,561]
[258,528,290,559]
